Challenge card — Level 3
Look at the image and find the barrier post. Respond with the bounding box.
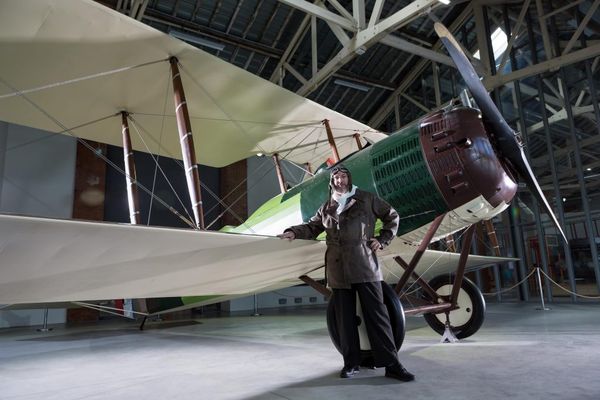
[536,268,550,311]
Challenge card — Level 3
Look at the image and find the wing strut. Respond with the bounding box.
[272,153,288,194]
[484,220,501,257]
[397,223,478,317]
[299,274,331,298]
[322,119,341,164]
[170,57,205,230]
[122,111,145,319]
[353,132,363,150]
[121,112,141,224]
[394,214,446,294]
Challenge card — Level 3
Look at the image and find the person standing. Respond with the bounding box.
[278,165,414,381]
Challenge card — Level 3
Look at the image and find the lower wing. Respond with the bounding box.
[0,213,514,306]
[0,213,324,304]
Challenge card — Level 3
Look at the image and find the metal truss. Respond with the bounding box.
[273,0,445,96]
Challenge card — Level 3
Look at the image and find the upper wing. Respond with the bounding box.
[0,213,325,304]
[0,0,386,168]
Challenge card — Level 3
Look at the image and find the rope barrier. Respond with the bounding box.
[482,268,537,296]
[479,267,600,300]
[538,268,600,299]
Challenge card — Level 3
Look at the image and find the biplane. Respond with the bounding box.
[0,0,565,359]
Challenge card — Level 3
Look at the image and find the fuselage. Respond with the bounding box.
[225,106,517,244]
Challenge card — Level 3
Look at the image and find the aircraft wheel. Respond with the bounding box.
[326,281,405,367]
[423,275,486,339]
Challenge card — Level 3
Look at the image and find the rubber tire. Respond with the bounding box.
[326,282,405,367]
[423,275,486,339]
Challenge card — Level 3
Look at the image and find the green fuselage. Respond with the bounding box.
[226,122,449,237]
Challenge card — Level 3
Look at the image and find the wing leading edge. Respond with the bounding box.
[0,213,325,304]
[0,213,514,305]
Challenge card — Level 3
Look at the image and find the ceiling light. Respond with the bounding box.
[169,30,225,51]
[562,197,567,202]
[333,79,370,92]
[437,0,451,4]
[587,167,592,171]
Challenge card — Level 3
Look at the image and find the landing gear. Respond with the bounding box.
[423,275,486,339]
[326,282,405,367]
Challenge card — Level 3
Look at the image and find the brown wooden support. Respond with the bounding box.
[394,214,446,294]
[121,112,141,224]
[445,234,456,252]
[484,219,501,256]
[353,132,363,150]
[70,140,106,322]
[299,275,331,298]
[449,224,477,306]
[272,153,287,193]
[220,160,248,227]
[398,223,477,317]
[322,119,340,163]
[170,57,205,229]
[305,162,312,174]
[393,256,440,301]
[404,303,454,316]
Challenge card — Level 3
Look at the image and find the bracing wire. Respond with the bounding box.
[125,112,253,230]
[128,116,195,223]
[2,56,369,233]
[177,62,270,157]
[7,113,117,151]
[0,75,196,229]
[0,58,169,100]
[147,68,173,226]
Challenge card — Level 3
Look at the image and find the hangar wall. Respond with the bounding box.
[0,121,76,328]
[227,155,327,312]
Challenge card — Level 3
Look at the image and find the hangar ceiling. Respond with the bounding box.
[99,0,600,214]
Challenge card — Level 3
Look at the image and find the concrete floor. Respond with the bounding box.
[1,302,600,400]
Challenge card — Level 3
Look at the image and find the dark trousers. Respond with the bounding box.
[332,281,399,368]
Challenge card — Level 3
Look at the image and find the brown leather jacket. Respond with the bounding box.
[287,189,399,289]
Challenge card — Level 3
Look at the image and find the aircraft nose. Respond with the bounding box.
[419,107,517,211]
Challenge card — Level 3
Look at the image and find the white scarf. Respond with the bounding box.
[332,185,357,215]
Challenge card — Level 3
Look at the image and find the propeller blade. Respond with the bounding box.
[433,22,567,243]
[433,23,518,155]
[514,147,567,243]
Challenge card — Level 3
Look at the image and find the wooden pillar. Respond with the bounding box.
[170,57,205,229]
[121,112,141,224]
[220,159,248,227]
[70,140,107,322]
[322,119,340,163]
[484,219,503,294]
[484,219,501,256]
[72,141,107,221]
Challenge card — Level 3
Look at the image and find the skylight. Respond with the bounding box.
[473,27,508,61]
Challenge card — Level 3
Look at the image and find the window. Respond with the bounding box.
[473,27,508,62]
